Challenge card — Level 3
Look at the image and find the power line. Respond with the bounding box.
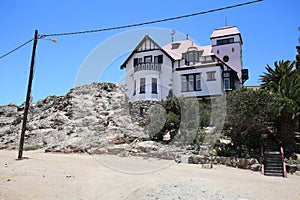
[41,0,263,37]
[0,0,263,60]
[0,38,33,60]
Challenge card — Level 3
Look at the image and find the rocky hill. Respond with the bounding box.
[0,83,152,154]
[2,82,290,172]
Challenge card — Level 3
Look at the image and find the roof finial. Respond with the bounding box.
[171,30,176,42]
[186,34,189,40]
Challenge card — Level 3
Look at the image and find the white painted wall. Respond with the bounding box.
[173,66,224,98]
[211,35,242,79]
[125,50,173,102]
[124,31,243,102]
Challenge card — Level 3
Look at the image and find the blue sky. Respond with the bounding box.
[0,0,299,105]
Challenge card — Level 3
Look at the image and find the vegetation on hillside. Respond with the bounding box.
[259,60,300,156]
[145,38,300,158]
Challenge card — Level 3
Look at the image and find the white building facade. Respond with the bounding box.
[120,26,248,102]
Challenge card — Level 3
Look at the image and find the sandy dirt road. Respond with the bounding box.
[0,150,299,200]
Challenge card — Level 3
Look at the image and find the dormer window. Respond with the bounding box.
[189,52,196,62]
[171,43,181,49]
[183,51,198,65]
[182,50,203,65]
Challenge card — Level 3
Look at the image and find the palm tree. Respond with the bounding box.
[260,60,300,156]
[296,46,300,71]
[277,75,300,155]
[278,75,300,104]
[260,60,296,91]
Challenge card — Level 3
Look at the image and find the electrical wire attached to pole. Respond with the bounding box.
[5,0,263,159]
[41,0,263,38]
[0,38,34,60]
[0,0,263,60]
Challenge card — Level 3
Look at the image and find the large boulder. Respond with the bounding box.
[133,141,161,153]
[250,164,261,171]
[237,158,249,169]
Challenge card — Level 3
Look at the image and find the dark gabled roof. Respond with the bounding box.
[120,35,175,69]
[174,55,239,81]
[213,55,240,81]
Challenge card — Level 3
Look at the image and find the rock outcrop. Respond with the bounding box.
[3,82,296,174]
[0,82,148,153]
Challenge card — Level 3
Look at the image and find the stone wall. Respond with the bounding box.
[128,100,161,125]
[175,154,262,171]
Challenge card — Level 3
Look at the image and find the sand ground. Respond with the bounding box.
[0,150,299,200]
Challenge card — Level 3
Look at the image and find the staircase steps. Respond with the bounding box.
[263,137,285,177]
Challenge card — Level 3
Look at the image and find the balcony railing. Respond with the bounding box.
[134,63,161,72]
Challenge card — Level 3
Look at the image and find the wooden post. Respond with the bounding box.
[18,30,39,159]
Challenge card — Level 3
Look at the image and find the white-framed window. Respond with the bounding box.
[154,55,163,63]
[224,78,231,90]
[181,74,201,92]
[223,72,231,90]
[217,38,234,45]
[133,58,143,67]
[133,80,136,95]
[188,75,194,91]
[152,78,158,94]
[182,50,203,65]
[181,76,187,92]
[140,78,146,94]
[189,52,195,62]
[207,71,216,81]
[144,56,152,63]
[196,74,201,91]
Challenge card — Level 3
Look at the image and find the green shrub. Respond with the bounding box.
[24,145,41,151]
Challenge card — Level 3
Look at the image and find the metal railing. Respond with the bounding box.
[134,63,161,72]
[280,146,287,178]
[261,134,287,178]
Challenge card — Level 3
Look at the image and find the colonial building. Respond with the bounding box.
[120,26,248,102]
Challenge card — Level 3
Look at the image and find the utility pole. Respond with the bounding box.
[18,30,39,159]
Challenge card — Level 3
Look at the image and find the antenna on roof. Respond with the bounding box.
[225,16,228,27]
[171,30,176,42]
